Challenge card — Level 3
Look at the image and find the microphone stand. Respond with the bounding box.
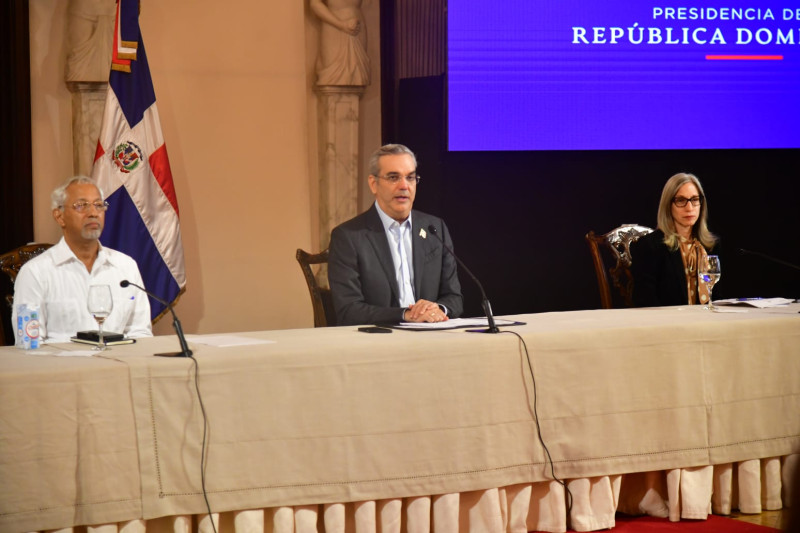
[739,248,800,272]
[737,249,800,308]
[427,224,499,333]
[120,280,193,357]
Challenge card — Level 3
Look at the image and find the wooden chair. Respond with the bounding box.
[0,243,53,344]
[585,225,653,309]
[1,243,54,309]
[295,248,336,327]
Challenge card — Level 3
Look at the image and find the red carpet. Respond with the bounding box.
[601,514,780,532]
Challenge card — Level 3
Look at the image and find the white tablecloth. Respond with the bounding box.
[1,305,798,532]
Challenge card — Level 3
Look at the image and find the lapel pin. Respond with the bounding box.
[419,228,427,239]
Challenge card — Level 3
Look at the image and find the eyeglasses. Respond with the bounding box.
[378,173,421,185]
[62,201,110,213]
[672,196,702,207]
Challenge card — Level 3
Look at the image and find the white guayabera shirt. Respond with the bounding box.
[11,237,153,343]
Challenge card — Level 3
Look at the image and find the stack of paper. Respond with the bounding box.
[714,297,795,308]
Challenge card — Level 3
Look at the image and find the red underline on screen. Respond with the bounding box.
[705,55,784,60]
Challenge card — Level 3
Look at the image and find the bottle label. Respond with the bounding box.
[16,305,40,350]
[25,319,40,340]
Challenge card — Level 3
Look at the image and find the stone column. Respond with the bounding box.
[64,0,115,176]
[66,82,107,176]
[314,85,365,251]
[308,0,371,256]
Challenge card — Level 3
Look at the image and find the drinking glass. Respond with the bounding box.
[699,255,721,310]
[87,285,114,351]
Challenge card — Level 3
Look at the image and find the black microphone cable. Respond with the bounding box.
[188,354,217,533]
[120,280,216,531]
[500,329,573,518]
[422,227,570,510]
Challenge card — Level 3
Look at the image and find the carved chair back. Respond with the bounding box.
[585,225,653,309]
[295,248,336,327]
[1,243,54,309]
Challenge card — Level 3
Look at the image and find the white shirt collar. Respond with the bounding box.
[51,237,113,269]
[374,201,412,232]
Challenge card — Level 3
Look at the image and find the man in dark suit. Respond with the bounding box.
[328,144,463,326]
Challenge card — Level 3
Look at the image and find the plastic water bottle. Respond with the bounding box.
[15,304,40,350]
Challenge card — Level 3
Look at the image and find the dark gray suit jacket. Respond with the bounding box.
[328,205,463,326]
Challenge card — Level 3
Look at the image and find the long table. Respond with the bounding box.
[1,305,799,533]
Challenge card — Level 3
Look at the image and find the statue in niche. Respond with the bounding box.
[310,0,371,87]
[65,0,116,82]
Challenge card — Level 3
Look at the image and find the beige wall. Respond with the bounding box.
[29,0,381,334]
[30,1,73,241]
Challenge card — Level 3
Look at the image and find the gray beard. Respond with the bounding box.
[82,228,102,240]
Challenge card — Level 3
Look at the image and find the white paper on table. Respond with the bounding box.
[712,307,748,313]
[185,335,276,347]
[26,349,96,357]
[714,297,794,308]
[392,317,522,330]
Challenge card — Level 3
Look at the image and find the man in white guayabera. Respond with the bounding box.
[11,176,152,342]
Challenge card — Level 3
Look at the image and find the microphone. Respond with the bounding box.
[121,280,193,357]
[427,224,499,334]
[738,248,800,272]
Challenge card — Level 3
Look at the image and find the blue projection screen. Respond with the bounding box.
[448,2,800,151]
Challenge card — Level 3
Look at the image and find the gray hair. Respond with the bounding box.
[51,176,105,210]
[656,172,717,250]
[368,144,418,177]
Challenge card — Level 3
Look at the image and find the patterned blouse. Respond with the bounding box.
[678,237,709,305]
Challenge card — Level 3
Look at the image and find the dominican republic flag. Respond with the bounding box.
[92,0,186,321]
